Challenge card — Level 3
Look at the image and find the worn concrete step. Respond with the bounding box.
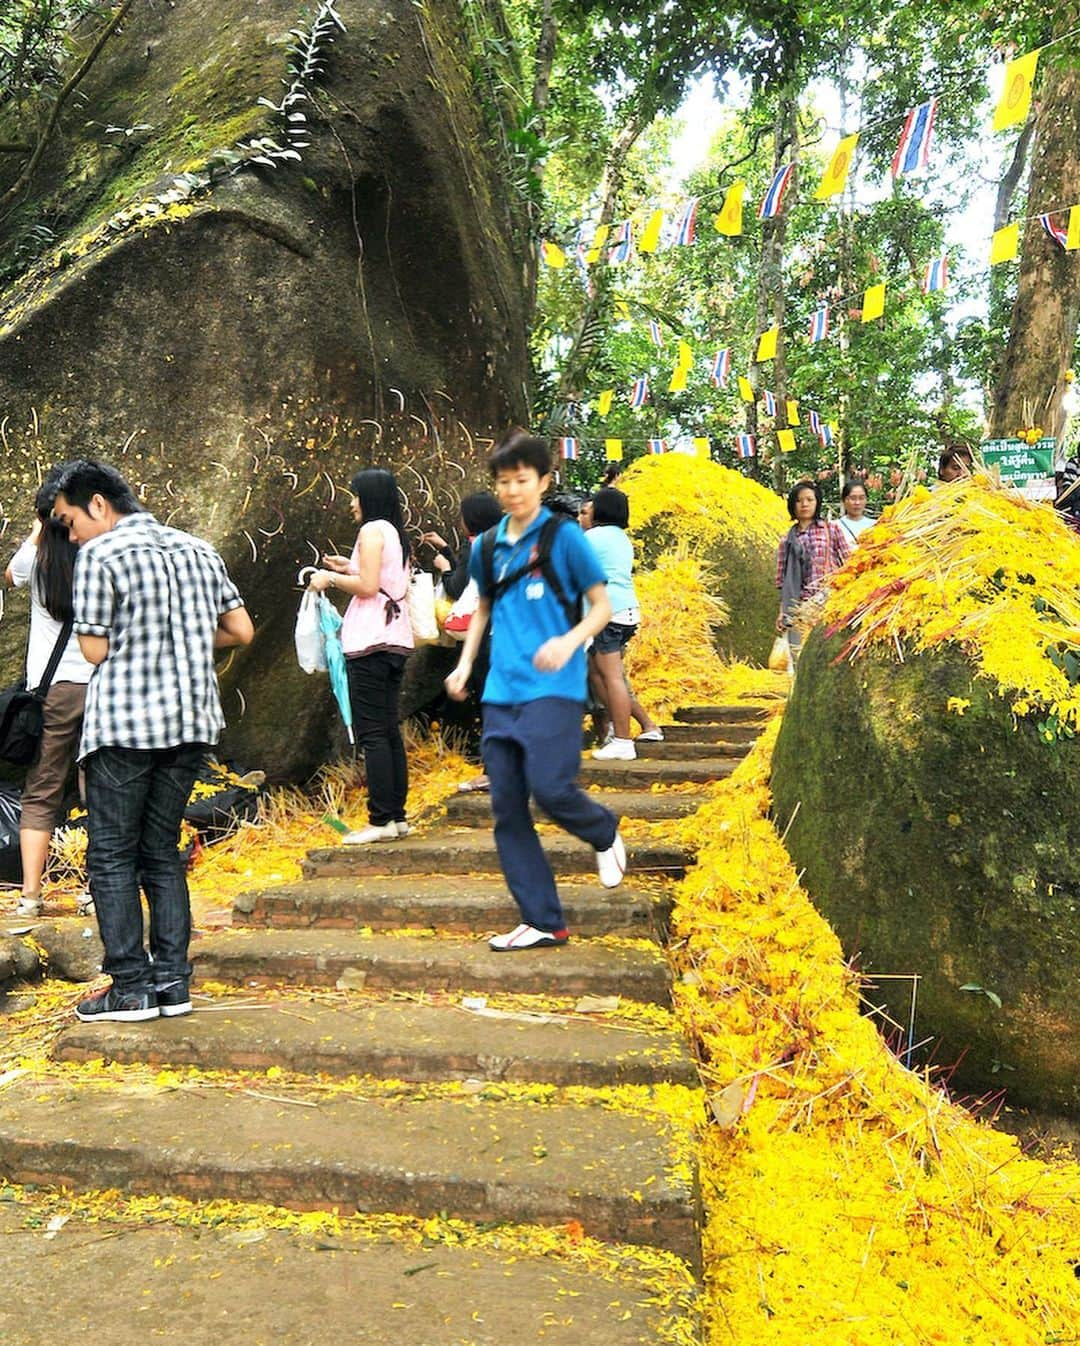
[54,999,696,1089]
[578,757,737,787]
[0,1202,689,1346]
[0,1080,700,1262]
[673,704,771,723]
[444,789,707,827]
[234,874,669,938]
[631,739,750,761]
[302,832,688,881]
[658,722,762,743]
[192,930,673,1003]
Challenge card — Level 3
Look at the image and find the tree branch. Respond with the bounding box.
[0,0,137,213]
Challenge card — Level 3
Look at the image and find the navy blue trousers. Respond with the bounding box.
[481,698,618,932]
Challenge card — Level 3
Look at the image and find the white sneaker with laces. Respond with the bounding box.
[596,831,627,888]
[592,737,636,761]
[489,923,569,951]
[342,821,400,845]
[636,728,664,742]
[15,895,43,918]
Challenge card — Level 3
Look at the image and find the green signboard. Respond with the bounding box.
[979,437,1056,496]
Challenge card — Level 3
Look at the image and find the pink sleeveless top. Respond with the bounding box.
[340,519,415,657]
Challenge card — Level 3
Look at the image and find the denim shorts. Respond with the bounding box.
[593,621,637,655]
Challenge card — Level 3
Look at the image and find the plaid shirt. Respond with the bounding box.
[775,519,851,597]
[73,513,245,760]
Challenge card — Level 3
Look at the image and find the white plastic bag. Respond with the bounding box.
[295,588,327,673]
[443,578,479,642]
[407,571,440,647]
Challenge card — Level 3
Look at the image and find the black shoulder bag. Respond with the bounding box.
[0,619,75,765]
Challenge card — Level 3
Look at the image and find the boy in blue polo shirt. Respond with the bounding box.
[445,432,626,950]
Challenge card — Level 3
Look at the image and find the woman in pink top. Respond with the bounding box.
[310,469,414,843]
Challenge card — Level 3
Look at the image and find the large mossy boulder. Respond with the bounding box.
[771,482,1080,1118]
[621,454,788,663]
[0,0,530,779]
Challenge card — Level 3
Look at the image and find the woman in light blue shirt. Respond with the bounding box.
[585,488,662,760]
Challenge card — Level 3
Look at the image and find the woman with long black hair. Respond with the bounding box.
[4,471,95,915]
[309,468,415,843]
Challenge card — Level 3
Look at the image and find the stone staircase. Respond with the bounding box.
[0,704,768,1343]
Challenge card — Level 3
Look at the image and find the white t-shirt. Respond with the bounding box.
[8,539,95,687]
[837,514,875,546]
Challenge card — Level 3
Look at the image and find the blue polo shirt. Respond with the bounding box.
[469,508,606,705]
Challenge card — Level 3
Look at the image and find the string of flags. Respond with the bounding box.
[553,407,842,464]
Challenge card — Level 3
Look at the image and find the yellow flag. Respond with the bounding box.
[993,49,1039,133]
[692,437,710,458]
[605,438,623,461]
[786,400,800,425]
[584,224,610,264]
[738,376,755,403]
[713,180,746,237]
[756,326,779,362]
[597,389,614,417]
[614,300,631,321]
[990,223,1019,265]
[677,339,694,369]
[861,282,886,322]
[638,209,665,254]
[815,133,859,201]
[668,365,688,393]
[777,428,796,453]
[541,240,566,268]
[1065,206,1080,251]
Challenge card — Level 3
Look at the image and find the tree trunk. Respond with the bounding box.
[989,49,1080,440]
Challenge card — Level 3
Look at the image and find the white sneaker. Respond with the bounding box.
[636,728,664,742]
[596,832,627,888]
[592,738,636,761]
[489,923,569,952]
[15,896,43,917]
[395,821,411,837]
[342,822,400,845]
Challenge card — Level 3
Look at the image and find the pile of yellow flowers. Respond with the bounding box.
[670,721,1079,1345]
[824,475,1080,728]
[621,452,789,555]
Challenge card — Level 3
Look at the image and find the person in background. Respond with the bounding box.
[585,487,662,761]
[578,496,594,530]
[311,468,414,844]
[938,444,974,483]
[775,480,851,662]
[52,459,253,1024]
[422,490,502,793]
[4,471,95,917]
[837,478,875,546]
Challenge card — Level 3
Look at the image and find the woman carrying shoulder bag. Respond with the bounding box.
[309,468,414,844]
[3,472,95,916]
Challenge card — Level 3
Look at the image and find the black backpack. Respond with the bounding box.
[479,515,580,628]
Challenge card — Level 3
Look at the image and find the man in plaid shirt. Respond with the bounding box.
[52,461,254,1023]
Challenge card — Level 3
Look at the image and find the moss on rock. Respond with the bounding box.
[771,628,1080,1118]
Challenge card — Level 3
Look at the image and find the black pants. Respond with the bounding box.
[346,651,408,825]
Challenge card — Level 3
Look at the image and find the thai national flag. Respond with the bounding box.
[629,376,649,409]
[647,438,668,455]
[559,437,579,461]
[711,348,732,388]
[808,410,822,434]
[608,221,632,265]
[1040,213,1069,249]
[763,390,776,416]
[735,433,756,459]
[809,306,830,343]
[891,98,937,178]
[818,423,834,448]
[675,198,698,245]
[574,225,595,298]
[758,163,795,219]
[922,255,949,293]
[649,320,664,347]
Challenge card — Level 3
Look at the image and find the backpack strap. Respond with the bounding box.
[33,619,74,698]
[484,515,580,629]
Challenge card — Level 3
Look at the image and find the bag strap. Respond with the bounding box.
[483,515,579,628]
[33,619,74,698]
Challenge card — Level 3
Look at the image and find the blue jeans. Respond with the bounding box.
[84,743,205,993]
[482,698,617,932]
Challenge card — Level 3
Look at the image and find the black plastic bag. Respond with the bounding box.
[0,784,22,884]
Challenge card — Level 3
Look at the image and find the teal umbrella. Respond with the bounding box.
[317,592,354,746]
